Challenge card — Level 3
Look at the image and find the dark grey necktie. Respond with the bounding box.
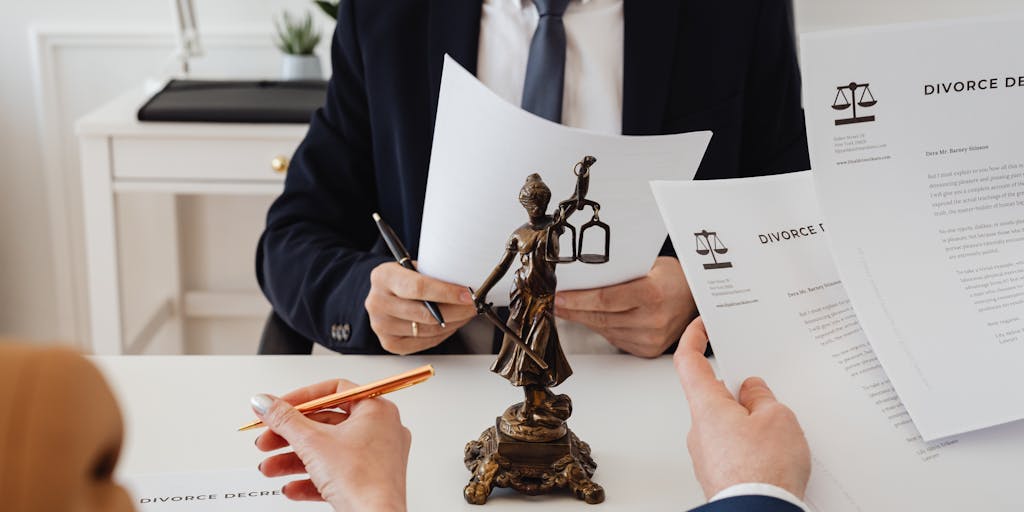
[521,0,571,123]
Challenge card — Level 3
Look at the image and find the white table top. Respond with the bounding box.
[76,88,309,138]
[93,354,705,511]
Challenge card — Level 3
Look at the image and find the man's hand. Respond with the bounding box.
[554,256,696,357]
[674,317,811,500]
[365,262,477,354]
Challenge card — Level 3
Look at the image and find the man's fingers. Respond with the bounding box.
[554,307,647,330]
[371,313,469,340]
[679,316,709,356]
[738,377,778,413]
[602,327,671,358]
[375,291,476,325]
[555,278,648,313]
[385,266,473,305]
[673,329,733,415]
[281,479,324,502]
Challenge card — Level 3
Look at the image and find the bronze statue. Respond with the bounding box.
[464,156,609,505]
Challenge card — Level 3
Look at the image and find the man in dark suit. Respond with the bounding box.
[257,0,809,357]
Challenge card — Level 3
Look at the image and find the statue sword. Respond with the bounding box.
[468,288,549,371]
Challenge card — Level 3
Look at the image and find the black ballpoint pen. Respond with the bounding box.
[372,213,447,328]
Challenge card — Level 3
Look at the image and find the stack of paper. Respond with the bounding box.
[417,56,711,306]
[652,15,1024,511]
[122,468,331,511]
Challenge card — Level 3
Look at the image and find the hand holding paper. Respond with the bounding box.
[653,171,1024,510]
[674,317,811,501]
[556,256,697,357]
[418,56,711,307]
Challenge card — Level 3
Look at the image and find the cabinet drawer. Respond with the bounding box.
[111,136,302,182]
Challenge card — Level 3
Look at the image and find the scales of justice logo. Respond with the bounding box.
[694,230,732,270]
[832,81,877,125]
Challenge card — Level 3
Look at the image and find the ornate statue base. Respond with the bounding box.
[463,394,605,505]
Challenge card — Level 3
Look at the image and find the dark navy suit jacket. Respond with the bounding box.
[257,0,810,353]
[691,495,804,511]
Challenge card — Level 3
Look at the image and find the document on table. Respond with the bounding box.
[801,17,1024,440]
[121,468,331,511]
[651,172,1024,511]
[417,55,711,306]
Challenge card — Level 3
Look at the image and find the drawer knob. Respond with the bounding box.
[271,155,289,173]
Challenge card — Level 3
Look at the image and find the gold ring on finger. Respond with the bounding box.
[411,321,419,338]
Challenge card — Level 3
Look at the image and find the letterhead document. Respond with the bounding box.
[802,17,1024,440]
[652,172,1024,511]
[122,468,331,511]
[417,56,711,306]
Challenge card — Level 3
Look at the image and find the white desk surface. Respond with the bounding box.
[76,88,309,138]
[93,354,705,511]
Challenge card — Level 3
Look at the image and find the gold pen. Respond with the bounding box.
[238,364,435,431]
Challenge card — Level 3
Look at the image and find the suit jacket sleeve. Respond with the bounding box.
[737,0,810,177]
[687,495,805,512]
[256,0,391,353]
[662,0,809,260]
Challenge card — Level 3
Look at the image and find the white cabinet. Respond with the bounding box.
[77,90,307,354]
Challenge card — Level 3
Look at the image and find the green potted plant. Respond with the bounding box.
[274,11,323,80]
[313,1,339,20]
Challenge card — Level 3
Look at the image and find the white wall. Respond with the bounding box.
[0,0,332,347]
[0,0,1022,349]
[795,0,1024,32]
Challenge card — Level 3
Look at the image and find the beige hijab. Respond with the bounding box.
[0,341,134,512]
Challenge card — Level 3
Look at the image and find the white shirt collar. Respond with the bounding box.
[502,0,594,10]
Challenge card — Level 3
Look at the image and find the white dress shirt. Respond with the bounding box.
[711,483,810,511]
[472,8,808,508]
[477,0,624,134]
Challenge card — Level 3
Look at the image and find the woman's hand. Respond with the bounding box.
[251,379,411,512]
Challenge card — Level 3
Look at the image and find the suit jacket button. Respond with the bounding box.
[339,323,351,342]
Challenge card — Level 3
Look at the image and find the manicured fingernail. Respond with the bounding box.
[250,394,274,415]
[555,295,566,307]
[460,291,473,304]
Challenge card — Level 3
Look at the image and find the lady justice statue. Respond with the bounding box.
[464,156,609,505]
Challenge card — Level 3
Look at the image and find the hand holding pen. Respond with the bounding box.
[365,213,477,355]
[248,371,421,507]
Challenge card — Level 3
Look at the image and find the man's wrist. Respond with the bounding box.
[710,483,809,512]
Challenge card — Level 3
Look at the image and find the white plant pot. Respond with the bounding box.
[281,54,322,81]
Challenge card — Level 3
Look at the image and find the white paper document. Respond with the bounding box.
[418,56,711,305]
[652,172,1024,511]
[121,468,331,511]
[802,18,1024,440]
